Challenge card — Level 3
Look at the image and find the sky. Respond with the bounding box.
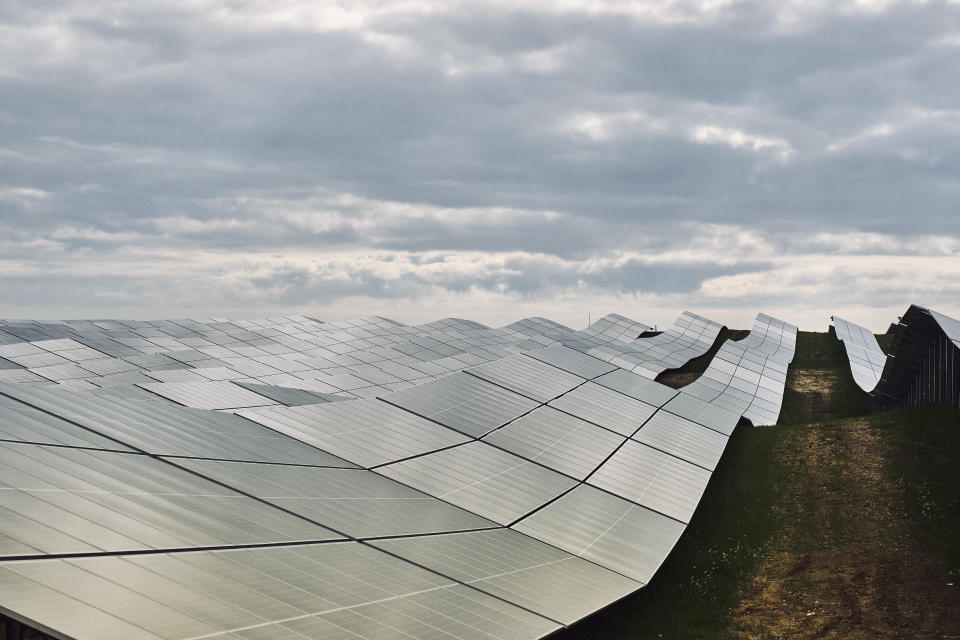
[2,0,959,332]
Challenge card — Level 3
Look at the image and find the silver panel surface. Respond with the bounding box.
[382,372,539,437]
[376,441,578,525]
[0,542,559,640]
[632,410,729,471]
[524,344,618,379]
[548,382,658,436]
[483,406,624,480]
[588,440,712,523]
[593,368,678,407]
[238,398,469,468]
[172,458,496,538]
[0,443,338,557]
[0,383,351,466]
[372,528,640,624]
[466,354,585,403]
[513,484,685,584]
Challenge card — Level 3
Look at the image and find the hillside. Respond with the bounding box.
[556,331,960,639]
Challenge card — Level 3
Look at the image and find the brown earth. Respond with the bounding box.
[782,368,843,423]
[729,411,960,639]
[657,371,700,387]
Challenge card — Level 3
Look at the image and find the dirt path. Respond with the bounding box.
[729,417,960,639]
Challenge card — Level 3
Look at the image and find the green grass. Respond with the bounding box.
[874,404,960,583]
[875,333,894,353]
[778,331,868,425]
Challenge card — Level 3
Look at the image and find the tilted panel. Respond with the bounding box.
[372,528,640,625]
[172,458,497,538]
[382,372,538,437]
[376,441,577,525]
[513,484,685,584]
[0,443,339,558]
[0,543,559,640]
[483,406,625,480]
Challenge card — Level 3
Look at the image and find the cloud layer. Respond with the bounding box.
[2,0,959,330]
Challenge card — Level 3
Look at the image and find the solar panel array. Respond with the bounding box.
[834,305,960,412]
[574,312,725,379]
[676,313,797,426]
[0,310,796,640]
[929,309,960,349]
[831,316,886,392]
[0,313,707,408]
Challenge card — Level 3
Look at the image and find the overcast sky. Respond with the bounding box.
[2,1,959,331]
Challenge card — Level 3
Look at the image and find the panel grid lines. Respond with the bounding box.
[0,310,796,640]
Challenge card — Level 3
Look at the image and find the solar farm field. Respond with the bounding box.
[1,320,958,639]
[557,331,960,639]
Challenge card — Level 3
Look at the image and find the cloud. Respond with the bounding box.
[1,0,959,330]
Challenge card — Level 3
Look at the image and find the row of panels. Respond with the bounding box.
[0,312,713,412]
[831,315,887,392]
[833,305,960,411]
[0,311,795,640]
[678,313,797,426]
[575,312,725,380]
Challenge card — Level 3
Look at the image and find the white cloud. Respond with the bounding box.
[827,122,893,152]
[690,125,795,161]
[2,0,959,333]
[562,109,796,162]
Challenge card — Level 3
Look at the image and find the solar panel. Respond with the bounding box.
[465,354,585,403]
[238,398,470,468]
[137,380,277,410]
[0,399,133,450]
[832,316,886,392]
[0,443,340,558]
[376,441,578,525]
[523,344,618,379]
[632,410,729,471]
[677,313,797,426]
[660,392,741,436]
[382,372,538,437]
[0,543,560,640]
[0,310,794,640]
[588,440,712,523]
[0,383,352,466]
[233,381,350,405]
[372,528,640,624]
[548,382,659,436]
[171,458,497,538]
[593,368,679,407]
[513,484,685,583]
[483,406,624,480]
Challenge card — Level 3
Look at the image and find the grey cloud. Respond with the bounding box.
[1,1,960,325]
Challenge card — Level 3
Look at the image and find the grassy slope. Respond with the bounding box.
[554,331,960,639]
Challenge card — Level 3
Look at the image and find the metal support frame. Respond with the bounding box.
[2,614,25,640]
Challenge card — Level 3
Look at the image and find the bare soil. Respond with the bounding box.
[729,415,960,639]
[657,371,700,387]
[783,368,843,423]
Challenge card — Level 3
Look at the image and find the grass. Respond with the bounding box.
[553,330,960,639]
[876,404,960,584]
[778,331,868,424]
[875,333,894,353]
